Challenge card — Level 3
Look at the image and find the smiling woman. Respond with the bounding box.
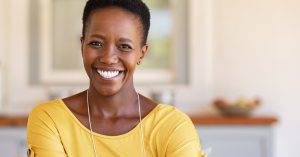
[27,0,203,157]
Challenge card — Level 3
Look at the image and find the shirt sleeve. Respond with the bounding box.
[165,116,204,157]
[27,105,67,157]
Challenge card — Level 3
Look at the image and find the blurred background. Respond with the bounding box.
[0,0,300,156]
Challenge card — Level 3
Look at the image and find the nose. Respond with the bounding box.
[99,45,118,64]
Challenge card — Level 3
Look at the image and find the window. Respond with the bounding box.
[134,0,188,84]
[33,0,188,85]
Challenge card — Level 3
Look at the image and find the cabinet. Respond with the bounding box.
[0,127,27,157]
[192,116,277,157]
[197,125,273,157]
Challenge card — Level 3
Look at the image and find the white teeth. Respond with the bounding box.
[97,70,120,78]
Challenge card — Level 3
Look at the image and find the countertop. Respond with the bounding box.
[0,115,277,127]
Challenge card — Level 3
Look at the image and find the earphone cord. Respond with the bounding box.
[138,92,147,157]
[86,90,147,157]
[87,90,98,157]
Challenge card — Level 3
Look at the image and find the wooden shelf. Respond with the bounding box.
[0,117,28,127]
[191,116,278,125]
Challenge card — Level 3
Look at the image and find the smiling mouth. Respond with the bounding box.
[97,69,123,79]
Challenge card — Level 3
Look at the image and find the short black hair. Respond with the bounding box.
[82,0,150,45]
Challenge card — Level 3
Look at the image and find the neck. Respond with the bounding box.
[86,87,139,119]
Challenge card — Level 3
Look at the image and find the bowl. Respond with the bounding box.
[214,98,260,116]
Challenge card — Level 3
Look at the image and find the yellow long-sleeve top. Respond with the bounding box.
[27,99,202,157]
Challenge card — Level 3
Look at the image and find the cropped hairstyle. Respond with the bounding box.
[82,0,151,45]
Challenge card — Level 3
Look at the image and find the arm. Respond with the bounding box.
[27,106,67,157]
[165,117,204,157]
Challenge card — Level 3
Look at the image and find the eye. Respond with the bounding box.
[119,44,133,51]
[88,41,103,48]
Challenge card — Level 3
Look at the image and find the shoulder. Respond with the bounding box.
[29,99,65,117]
[153,104,192,124]
[27,99,72,138]
[147,105,201,155]
[145,104,195,135]
[27,100,69,155]
[28,99,67,127]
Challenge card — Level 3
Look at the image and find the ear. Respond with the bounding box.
[138,44,149,65]
[80,37,84,57]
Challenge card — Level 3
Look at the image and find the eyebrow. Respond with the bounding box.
[89,34,133,44]
[119,37,133,44]
[90,34,105,39]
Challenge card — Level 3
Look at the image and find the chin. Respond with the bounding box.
[94,85,122,97]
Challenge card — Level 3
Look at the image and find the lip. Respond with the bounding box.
[94,66,125,72]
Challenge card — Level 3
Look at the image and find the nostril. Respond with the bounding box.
[97,46,119,64]
[98,55,118,64]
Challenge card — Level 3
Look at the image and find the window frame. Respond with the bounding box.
[36,0,189,85]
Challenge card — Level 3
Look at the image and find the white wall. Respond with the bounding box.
[0,0,5,109]
[210,0,300,157]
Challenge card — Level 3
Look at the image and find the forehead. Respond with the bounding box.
[85,7,142,37]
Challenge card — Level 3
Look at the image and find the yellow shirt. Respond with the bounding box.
[27,99,202,157]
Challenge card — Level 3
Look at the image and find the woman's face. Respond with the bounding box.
[81,7,147,96]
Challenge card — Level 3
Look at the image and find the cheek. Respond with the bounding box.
[125,54,139,66]
[82,52,90,65]
[82,47,96,61]
[82,48,96,70]
[117,55,136,72]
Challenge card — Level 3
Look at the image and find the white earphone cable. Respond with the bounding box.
[87,90,99,157]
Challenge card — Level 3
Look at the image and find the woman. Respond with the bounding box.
[27,0,203,156]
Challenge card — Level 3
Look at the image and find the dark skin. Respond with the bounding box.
[63,7,157,136]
